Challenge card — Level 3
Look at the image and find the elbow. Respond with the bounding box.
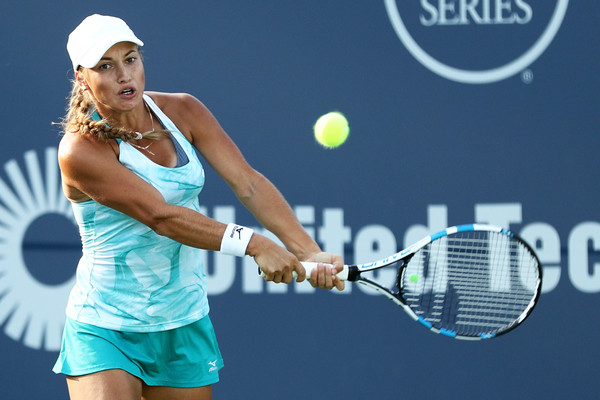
[232,170,263,204]
[235,182,257,204]
[148,218,171,237]
[142,208,174,237]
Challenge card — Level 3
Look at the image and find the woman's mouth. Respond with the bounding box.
[120,88,136,97]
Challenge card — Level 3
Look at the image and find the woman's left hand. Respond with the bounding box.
[304,252,345,291]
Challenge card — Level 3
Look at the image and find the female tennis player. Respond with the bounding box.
[53,14,344,400]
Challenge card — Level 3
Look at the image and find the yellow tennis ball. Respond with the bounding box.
[314,112,349,148]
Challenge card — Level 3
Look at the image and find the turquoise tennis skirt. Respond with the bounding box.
[53,316,223,388]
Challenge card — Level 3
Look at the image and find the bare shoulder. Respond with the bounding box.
[144,91,211,119]
[58,131,117,171]
[145,91,201,106]
[58,132,120,202]
[144,91,219,142]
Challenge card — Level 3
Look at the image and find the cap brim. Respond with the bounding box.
[77,34,144,69]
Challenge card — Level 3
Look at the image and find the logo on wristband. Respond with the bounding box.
[232,225,244,240]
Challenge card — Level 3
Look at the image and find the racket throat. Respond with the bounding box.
[346,265,361,281]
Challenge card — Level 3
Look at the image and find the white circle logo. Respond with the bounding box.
[0,148,76,350]
[384,0,569,84]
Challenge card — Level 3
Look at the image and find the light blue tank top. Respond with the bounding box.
[66,94,208,332]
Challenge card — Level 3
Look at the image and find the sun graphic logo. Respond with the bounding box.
[384,0,569,84]
[0,148,78,351]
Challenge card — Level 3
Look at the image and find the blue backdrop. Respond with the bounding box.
[1,1,598,399]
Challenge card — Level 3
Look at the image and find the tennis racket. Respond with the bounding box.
[262,224,542,340]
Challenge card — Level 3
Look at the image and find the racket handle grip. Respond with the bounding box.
[301,262,349,280]
[259,262,349,281]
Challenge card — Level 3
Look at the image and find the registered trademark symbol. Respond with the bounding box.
[521,69,534,84]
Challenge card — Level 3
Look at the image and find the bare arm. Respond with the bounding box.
[149,92,344,288]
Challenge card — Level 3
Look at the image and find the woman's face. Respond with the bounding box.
[76,41,145,116]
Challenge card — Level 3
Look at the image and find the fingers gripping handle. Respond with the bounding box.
[259,262,349,281]
[301,262,350,280]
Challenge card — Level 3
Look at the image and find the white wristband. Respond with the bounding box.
[220,223,254,257]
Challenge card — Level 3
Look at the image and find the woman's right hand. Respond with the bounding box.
[249,235,307,284]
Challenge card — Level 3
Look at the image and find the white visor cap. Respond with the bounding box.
[67,14,143,72]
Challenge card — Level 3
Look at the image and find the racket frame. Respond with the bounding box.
[344,224,542,340]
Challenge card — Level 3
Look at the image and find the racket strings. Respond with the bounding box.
[400,230,541,337]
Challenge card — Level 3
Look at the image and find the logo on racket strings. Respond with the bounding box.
[384,0,569,84]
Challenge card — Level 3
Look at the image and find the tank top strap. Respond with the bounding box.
[143,94,190,166]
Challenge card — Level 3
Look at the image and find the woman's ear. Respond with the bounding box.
[75,70,89,91]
